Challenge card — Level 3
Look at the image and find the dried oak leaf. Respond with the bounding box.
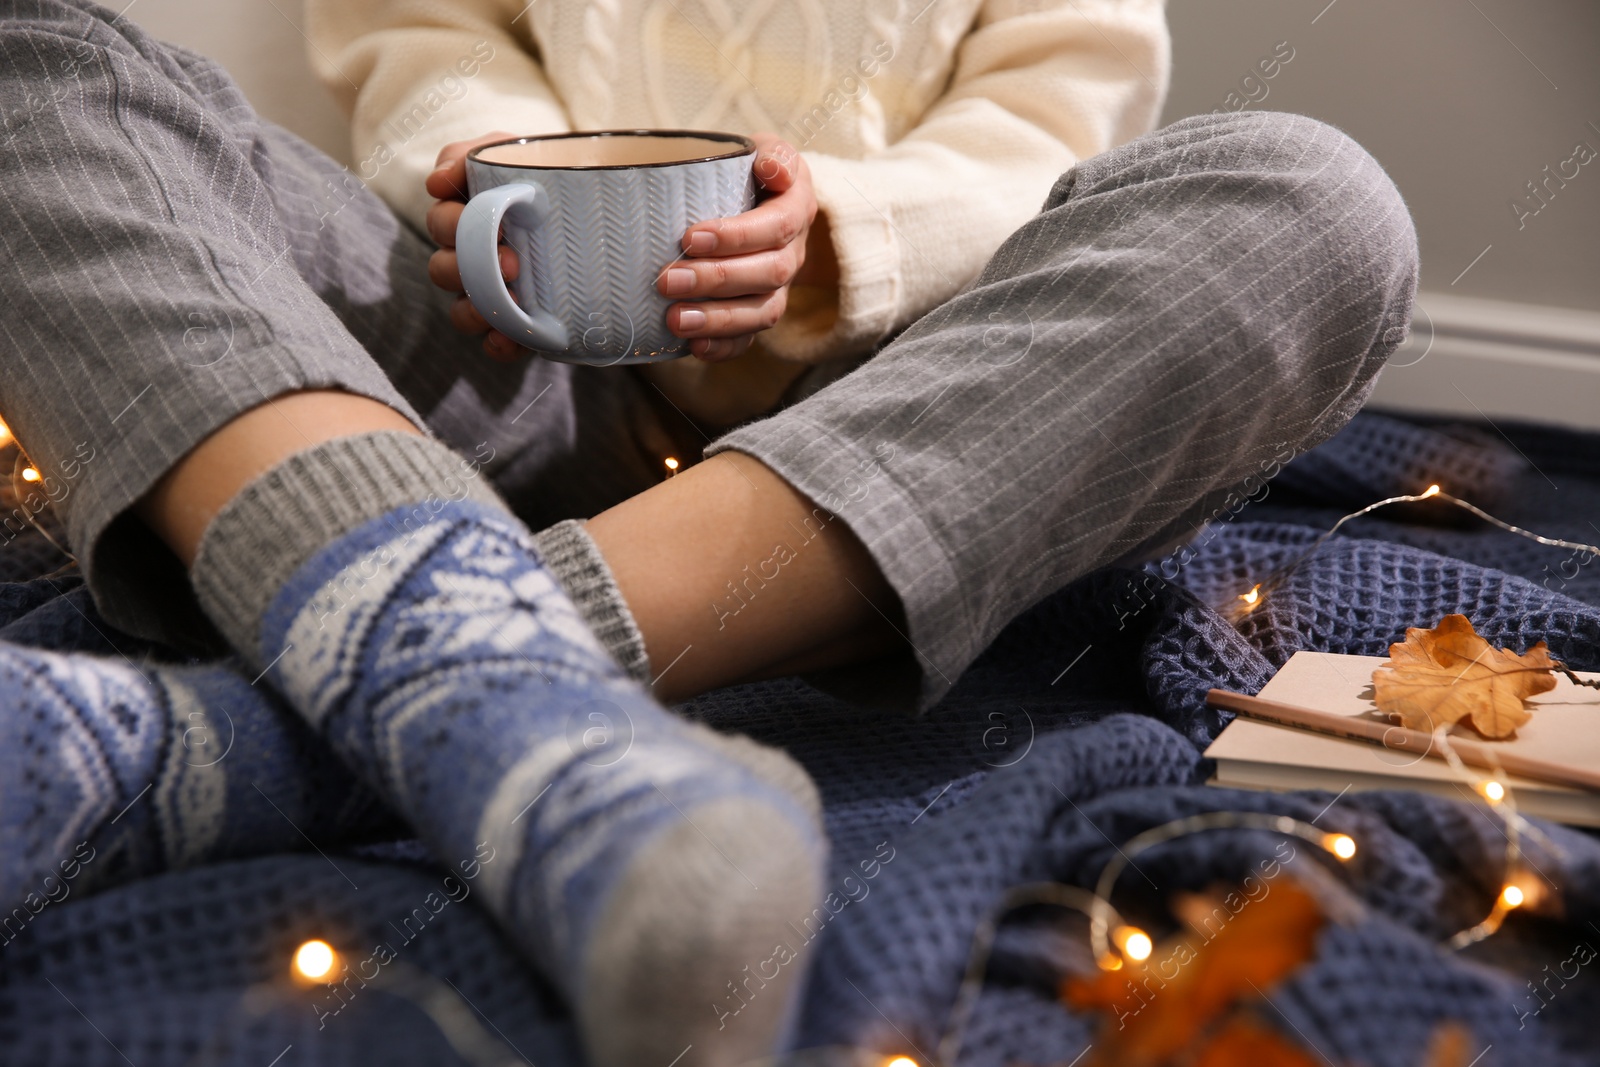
[1062,878,1325,1067]
[1372,614,1556,739]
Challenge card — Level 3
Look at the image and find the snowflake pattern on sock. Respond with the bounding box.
[259,501,824,998]
[0,643,394,918]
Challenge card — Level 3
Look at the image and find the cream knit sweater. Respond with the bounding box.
[306,0,1169,363]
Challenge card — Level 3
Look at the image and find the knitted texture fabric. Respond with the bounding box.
[255,497,827,1066]
[190,431,508,668]
[528,519,652,684]
[303,0,1169,362]
[0,641,398,914]
[2,412,1600,1066]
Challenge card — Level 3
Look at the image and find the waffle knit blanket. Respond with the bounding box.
[1,410,1597,1066]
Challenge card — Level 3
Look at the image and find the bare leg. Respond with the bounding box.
[137,394,901,704]
[137,391,419,566]
[586,450,904,702]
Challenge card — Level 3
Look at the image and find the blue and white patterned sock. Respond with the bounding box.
[193,434,827,1067]
[0,644,396,924]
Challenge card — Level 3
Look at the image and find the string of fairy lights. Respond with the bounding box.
[1226,481,1599,941]
[7,409,1600,1065]
[1235,483,1600,614]
[926,479,1600,1066]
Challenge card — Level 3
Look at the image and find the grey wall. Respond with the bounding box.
[1162,0,1600,313]
[128,0,351,164]
[132,0,1600,313]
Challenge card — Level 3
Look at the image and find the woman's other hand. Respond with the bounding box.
[423,131,522,361]
[661,133,821,363]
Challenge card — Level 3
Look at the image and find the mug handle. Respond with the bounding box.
[456,182,570,352]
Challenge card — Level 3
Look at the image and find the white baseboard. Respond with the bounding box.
[1368,292,1600,431]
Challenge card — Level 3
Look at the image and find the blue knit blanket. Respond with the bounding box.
[2,411,1598,1066]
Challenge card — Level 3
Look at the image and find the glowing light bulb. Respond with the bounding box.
[1322,833,1357,861]
[1422,484,1441,498]
[1113,925,1153,962]
[1480,781,1505,803]
[293,939,337,981]
[21,467,40,483]
[1239,584,1261,607]
[1500,885,1524,909]
[0,417,10,443]
[664,456,680,473]
[885,1057,919,1067]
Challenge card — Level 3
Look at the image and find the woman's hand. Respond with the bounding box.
[662,132,818,363]
[421,130,823,365]
[423,130,522,361]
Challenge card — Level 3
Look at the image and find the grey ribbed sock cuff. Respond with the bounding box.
[191,431,506,667]
[530,519,652,685]
[191,432,652,684]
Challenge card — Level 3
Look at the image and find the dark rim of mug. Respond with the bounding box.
[468,129,757,171]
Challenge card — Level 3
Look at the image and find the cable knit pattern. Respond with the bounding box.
[852,0,904,153]
[571,0,620,130]
[306,0,1169,363]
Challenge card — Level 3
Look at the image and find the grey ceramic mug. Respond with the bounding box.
[457,130,757,366]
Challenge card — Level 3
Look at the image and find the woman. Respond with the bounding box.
[0,1,1416,1063]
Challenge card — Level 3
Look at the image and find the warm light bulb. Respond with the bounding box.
[0,417,10,443]
[664,456,680,472]
[21,467,40,482]
[1422,484,1441,498]
[1480,781,1505,803]
[885,1058,919,1067]
[1113,925,1153,962]
[293,939,337,981]
[1322,833,1357,861]
[1500,885,1524,909]
[1239,584,1261,606]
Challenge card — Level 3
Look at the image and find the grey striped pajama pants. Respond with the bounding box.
[0,0,1417,710]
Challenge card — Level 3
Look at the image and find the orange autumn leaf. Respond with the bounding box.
[1372,615,1557,739]
[1062,878,1325,1067]
[1192,1016,1323,1067]
[1421,1022,1475,1067]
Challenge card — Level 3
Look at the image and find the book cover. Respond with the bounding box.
[1204,651,1600,826]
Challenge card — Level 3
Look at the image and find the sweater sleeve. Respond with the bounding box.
[304,0,572,232]
[765,0,1170,363]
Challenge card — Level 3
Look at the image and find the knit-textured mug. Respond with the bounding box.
[457,130,758,366]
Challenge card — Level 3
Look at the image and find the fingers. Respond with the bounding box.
[750,132,801,193]
[448,295,522,360]
[683,142,814,259]
[425,130,516,202]
[658,246,802,301]
[424,130,528,358]
[669,289,787,345]
[657,134,811,362]
[482,332,524,362]
[426,199,464,248]
[449,294,492,335]
[429,245,519,293]
[686,335,755,363]
[681,186,814,260]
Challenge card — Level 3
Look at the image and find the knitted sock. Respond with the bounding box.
[192,433,827,1067]
[0,643,396,918]
[530,519,652,684]
[189,431,651,683]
